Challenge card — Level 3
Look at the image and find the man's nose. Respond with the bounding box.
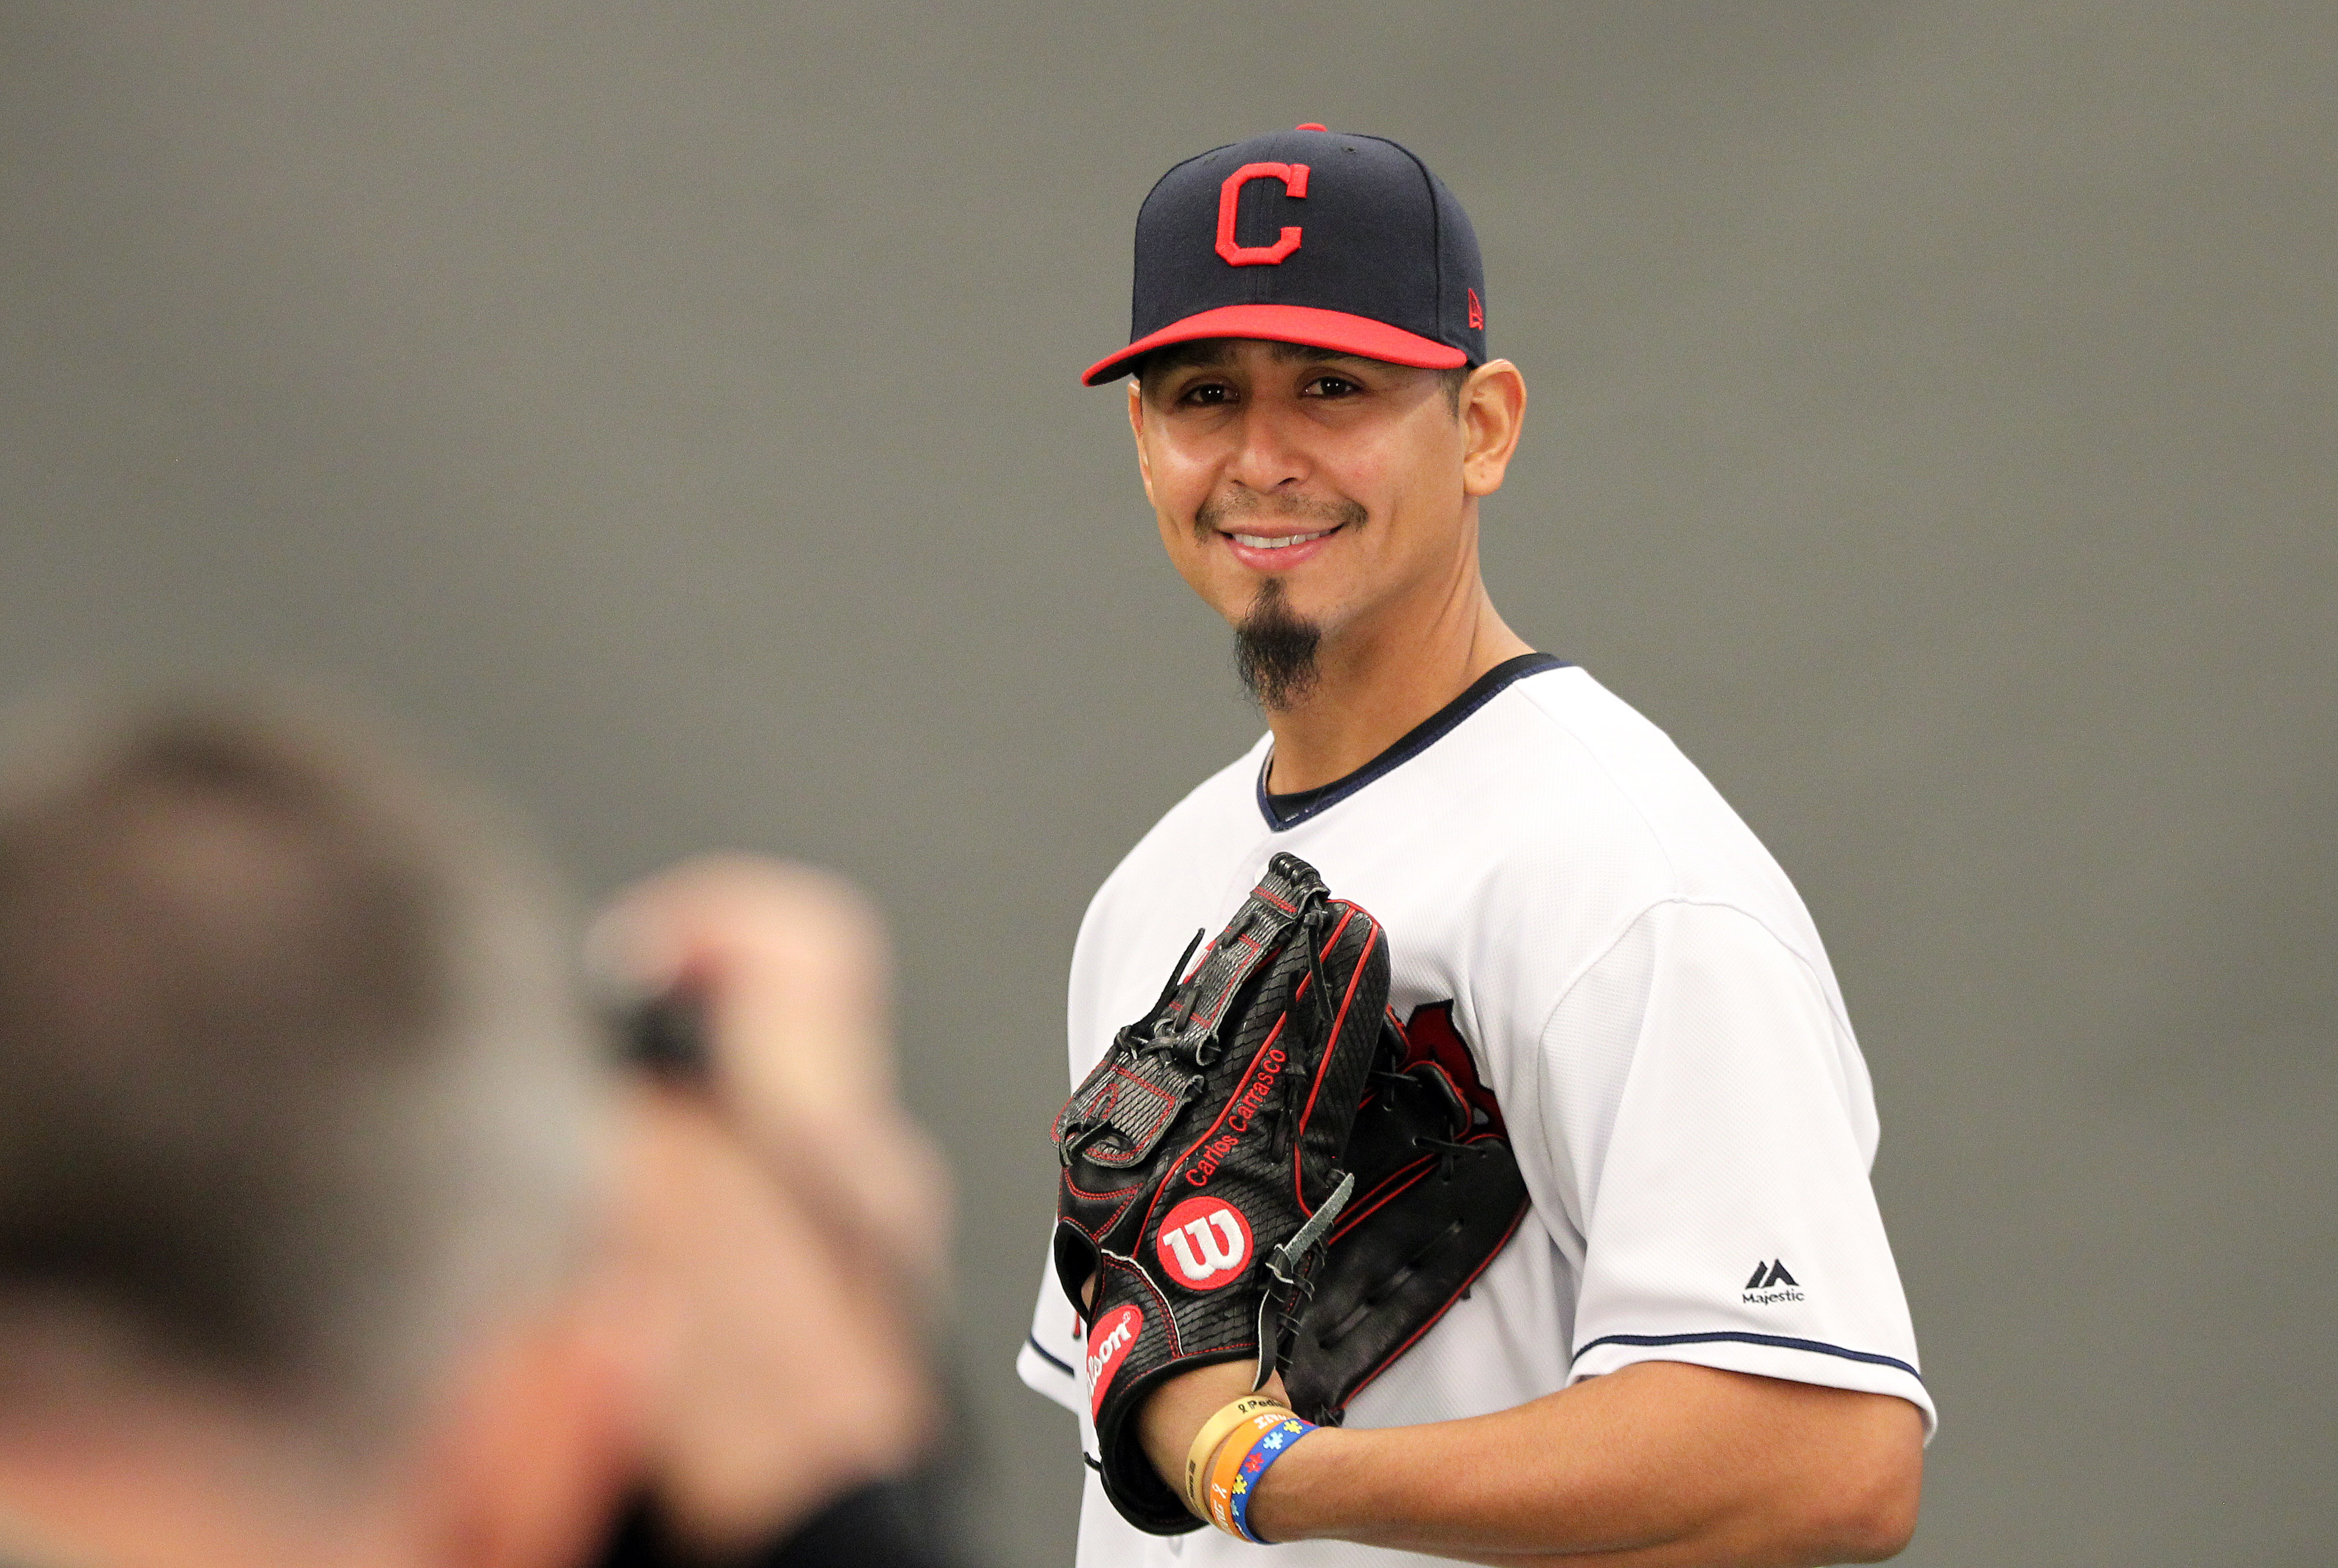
[1222,401,1310,494]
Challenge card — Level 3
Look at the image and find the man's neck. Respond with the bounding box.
[1261,579,1533,797]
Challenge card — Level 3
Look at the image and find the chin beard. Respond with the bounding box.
[1234,579,1322,711]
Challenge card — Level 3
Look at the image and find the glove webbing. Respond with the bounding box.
[1149,856,1321,1064]
[1056,858,1329,1170]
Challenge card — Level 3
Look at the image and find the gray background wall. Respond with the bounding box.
[2,2,2330,1562]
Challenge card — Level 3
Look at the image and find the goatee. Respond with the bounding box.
[1234,579,1322,711]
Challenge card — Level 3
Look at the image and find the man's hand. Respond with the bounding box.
[1133,1359,1289,1506]
[596,856,953,1300]
[595,856,950,1555]
[1051,852,1390,1533]
[1136,1359,1920,1565]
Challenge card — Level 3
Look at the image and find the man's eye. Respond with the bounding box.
[1305,375,1362,398]
[1179,382,1234,407]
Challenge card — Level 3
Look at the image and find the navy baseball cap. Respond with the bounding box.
[1082,124,1488,386]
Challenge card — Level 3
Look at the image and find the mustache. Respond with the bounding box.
[1194,491,1366,541]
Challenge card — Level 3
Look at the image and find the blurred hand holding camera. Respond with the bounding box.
[593,857,953,1558]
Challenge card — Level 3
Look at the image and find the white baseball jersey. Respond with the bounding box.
[1018,655,1932,1567]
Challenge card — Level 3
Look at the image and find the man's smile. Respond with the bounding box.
[1219,523,1344,572]
[1198,494,1366,574]
[1229,527,1337,550]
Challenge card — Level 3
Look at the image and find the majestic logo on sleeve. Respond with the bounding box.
[1743,1259,1804,1304]
[1085,1304,1143,1415]
[1156,1195,1255,1289]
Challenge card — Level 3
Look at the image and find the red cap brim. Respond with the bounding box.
[1080,304,1467,386]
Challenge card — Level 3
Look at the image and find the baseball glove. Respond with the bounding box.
[1052,852,1386,1534]
[1282,1000,1531,1425]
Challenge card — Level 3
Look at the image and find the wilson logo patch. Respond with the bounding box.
[1157,1195,1255,1288]
[1085,1304,1143,1415]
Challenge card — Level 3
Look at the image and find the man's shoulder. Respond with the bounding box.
[1063,738,1281,1066]
[1483,669,1840,996]
[1066,668,1824,989]
[1292,667,1828,989]
[1109,732,1267,863]
[1464,666,1802,908]
[1315,668,1747,877]
[1076,734,1271,931]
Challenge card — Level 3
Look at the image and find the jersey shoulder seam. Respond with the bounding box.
[1501,688,1856,1044]
[1529,897,1856,1060]
[1504,678,1690,895]
[1664,897,1862,1046]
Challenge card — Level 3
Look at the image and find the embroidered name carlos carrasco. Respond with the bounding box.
[1186,1043,1288,1188]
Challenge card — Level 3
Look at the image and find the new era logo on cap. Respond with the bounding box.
[1083,124,1489,385]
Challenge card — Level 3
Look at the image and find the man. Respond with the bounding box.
[0,693,635,1568]
[0,691,946,1568]
[1018,127,1930,1564]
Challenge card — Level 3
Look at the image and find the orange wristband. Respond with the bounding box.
[1185,1393,1290,1517]
[1204,1407,1296,1535]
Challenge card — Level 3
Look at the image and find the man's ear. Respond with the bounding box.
[1127,380,1159,507]
[1459,359,1527,499]
[406,1270,668,1568]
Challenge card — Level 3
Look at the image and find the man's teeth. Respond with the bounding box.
[1231,530,1328,550]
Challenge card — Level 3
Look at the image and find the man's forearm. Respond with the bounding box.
[1156,1361,1922,1565]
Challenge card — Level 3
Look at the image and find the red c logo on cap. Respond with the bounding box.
[1216,162,1310,267]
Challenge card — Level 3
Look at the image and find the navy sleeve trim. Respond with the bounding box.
[1571,1331,1923,1384]
[1026,1332,1076,1378]
[1257,651,1571,830]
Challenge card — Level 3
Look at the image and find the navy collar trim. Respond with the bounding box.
[1256,652,1570,831]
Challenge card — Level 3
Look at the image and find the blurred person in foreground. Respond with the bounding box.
[0,691,955,1568]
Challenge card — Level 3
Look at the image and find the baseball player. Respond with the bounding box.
[1019,126,1932,1565]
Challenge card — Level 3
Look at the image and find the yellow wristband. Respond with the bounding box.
[1185,1393,1291,1517]
[1205,1408,1297,1535]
